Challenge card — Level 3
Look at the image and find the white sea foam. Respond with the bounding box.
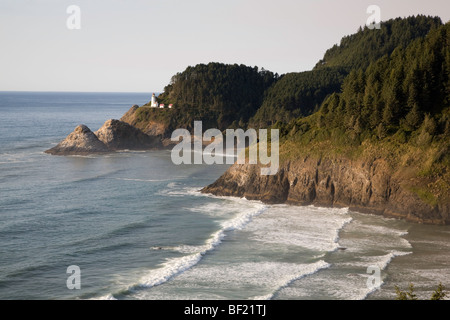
[350,251,412,300]
[167,182,178,188]
[128,197,268,291]
[341,220,413,253]
[0,152,30,164]
[250,260,331,300]
[245,204,352,252]
[157,182,186,196]
[128,202,349,300]
[91,294,117,300]
[349,221,411,238]
[137,253,203,288]
[372,250,412,271]
[112,180,417,300]
[135,260,331,300]
[187,202,236,217]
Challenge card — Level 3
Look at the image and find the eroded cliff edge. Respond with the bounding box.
[202,157,450,225]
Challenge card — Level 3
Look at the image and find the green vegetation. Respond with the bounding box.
[249,67,346,128]
[134,106,176,131]
[131,16,449,207]
[431,283,447,300]
[138,16,443,133]
[395,283,447,300]
[136,16,444,134]
[251,15,442,127]
[316,22,449,137]
[273,21,450,208]
[314,15,442,72]
[151,62,278,133]
[409,187,439,206]
[395,283,418,300]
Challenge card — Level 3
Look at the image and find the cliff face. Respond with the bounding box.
[202,157,450,225]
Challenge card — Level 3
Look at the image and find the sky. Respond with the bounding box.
[0,0,449,93]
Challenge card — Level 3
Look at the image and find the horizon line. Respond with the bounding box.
[0,90,161,94]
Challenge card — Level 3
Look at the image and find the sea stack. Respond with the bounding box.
[45,119,162,156]
[45,124,109,155]
[94,119,161,150]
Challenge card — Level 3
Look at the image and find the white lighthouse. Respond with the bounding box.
[150,93,158,107]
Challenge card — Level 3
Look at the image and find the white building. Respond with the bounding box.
[168,104,173,109]
[150,93,158,107]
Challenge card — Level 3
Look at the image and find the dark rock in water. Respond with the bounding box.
[94,119,161,150]
[45,124,109,155]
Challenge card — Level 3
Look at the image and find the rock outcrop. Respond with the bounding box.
[120,105,140,125]
[202,157,450,225]
[45,125,109,155]
[120,105,167,137]
[45,119,161,155]
[94,119,161,150]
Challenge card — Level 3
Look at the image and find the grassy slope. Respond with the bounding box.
[276,109,450,207]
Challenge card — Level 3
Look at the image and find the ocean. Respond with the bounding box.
[0,91,449,300]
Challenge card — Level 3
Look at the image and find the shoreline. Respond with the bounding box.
[201,159,449,226]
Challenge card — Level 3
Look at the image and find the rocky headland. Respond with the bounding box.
[202,157,450,225]
[44,17,449,225]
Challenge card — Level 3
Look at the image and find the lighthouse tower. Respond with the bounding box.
[150,93,158,107]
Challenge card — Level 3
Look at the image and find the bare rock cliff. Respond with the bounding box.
[202,157,449,225]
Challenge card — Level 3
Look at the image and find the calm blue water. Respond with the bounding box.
[0,92,449,300]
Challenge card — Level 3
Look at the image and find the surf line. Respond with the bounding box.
[127,203,268,293]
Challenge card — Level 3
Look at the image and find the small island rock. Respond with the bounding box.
[94,119,161,150]
[45,125,109,155]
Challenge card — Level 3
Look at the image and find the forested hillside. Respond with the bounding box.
[251,15,443,127]
[249,67,346,127]
[306,21,450,145]
[203,18,449,224]
[274,22,449,209]
[314,15,442,71]
[138,62,278,133]
[130,16,443,135]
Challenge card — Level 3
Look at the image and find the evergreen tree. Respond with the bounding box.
[431,283,447,300]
